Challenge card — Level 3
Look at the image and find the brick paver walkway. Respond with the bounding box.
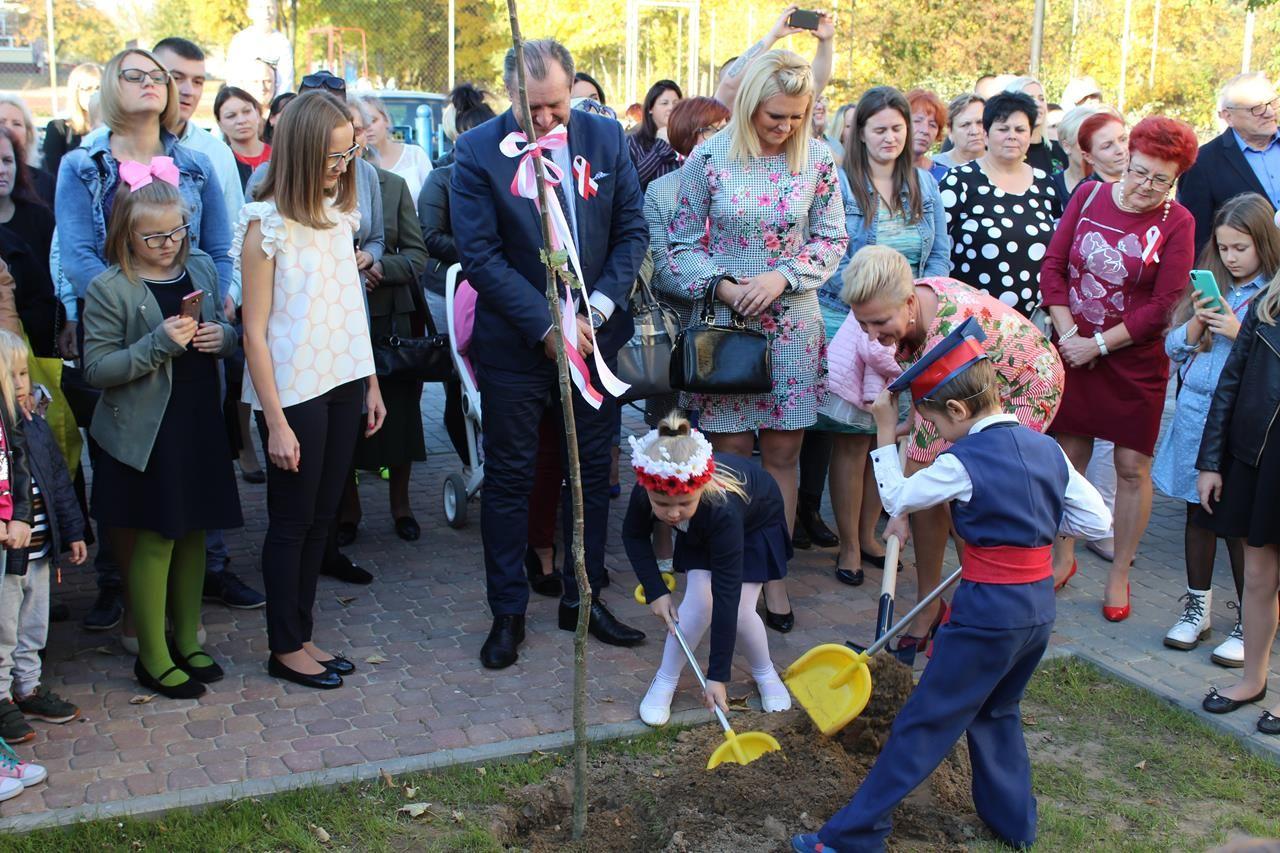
[2,384,1275,829]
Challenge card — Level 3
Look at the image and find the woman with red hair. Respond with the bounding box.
[906,89,948,181]
[1078,111,1130,184]
[1040,116,1199,621]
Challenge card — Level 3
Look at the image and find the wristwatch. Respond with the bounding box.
[590,308,606,330]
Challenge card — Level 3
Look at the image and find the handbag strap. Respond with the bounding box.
[701,274,739,324]
[413,282,441,337]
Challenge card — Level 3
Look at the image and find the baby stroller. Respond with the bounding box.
[442,263,483,528]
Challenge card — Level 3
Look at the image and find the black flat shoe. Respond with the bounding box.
[791,523,812,550]
[480,615,525,669]
[860,549,886,570]
[1203,685,1266,714]
[316,654,356,675]
[394,516,421,542]
[134,658,206,700]
[835,567,865,586]
[558,600,645,646]
[1259,711,1280,735]
[764,609,794,633]
[168,641,225,684]
[335,522,358,547]
[321,551,373,585]
[525,548,563,598]
[241,468,266,484]
[267,655,343,689]
[799,506,839,549]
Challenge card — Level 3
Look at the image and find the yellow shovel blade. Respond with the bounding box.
[782,644,873,736]
[633,572,677,605]
[706,727,782,770]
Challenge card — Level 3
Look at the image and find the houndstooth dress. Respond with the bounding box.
[666,132,848,433]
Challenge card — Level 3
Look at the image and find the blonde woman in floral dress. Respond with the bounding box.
[843,246,1063,662]
[668,50,847,628]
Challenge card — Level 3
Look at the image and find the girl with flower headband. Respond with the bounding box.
[622,412,793,724]
[82,164,241,700]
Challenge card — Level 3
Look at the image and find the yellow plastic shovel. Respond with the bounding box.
[671,621,782,770]
[634,572,677,605]
[783,565,964,736]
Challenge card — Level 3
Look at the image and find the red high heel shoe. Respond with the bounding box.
[1054,559,1078,592]
[1102,583,1131,622]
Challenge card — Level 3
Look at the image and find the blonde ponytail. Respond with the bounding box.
[645,411,749,502]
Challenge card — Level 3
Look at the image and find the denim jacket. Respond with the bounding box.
[819,167,951,311]
[54,129,234,301]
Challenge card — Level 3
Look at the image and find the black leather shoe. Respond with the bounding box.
[241,468,266,484]
[1203,685,1266,714]
[480,615,525,669]
[791,523,812,550]
[82,588,123,631]
[525,548,563,598]
[168,640,225,684]
[394,516,421,542]
[1259,711,1280,735]
[764,609,795,633]
[335,522,358,547]
[267,655,343,689]
[321,551,373,585]
[559,600,645,646]
[835,567,865,586]
[317,654,356,675]
[799,506,839,548]
[135,658,206,699]
[860,549,887,570]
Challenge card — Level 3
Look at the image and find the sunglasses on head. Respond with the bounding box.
[300,73,346,95]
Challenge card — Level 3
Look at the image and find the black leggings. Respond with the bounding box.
[257,381,363,654]
[1186,502,1245,600]
[798,429,834,511]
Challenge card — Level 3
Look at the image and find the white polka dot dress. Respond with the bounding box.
[939,161,1063,317]
[233,201,376,410]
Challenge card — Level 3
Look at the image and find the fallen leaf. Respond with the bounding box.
[365,653,389,665]
[399,802,431,818]
[475,766,486,777]
[309,823,331,843]
[450,809,464,824]
[1134,760,1147,772]
[379,768,394,788]
[75,645,116,657]
[652,770,663,778]
[336,595,356,606]
[614,817,622,827]
[129,694,156,705]
[402,785,417,798]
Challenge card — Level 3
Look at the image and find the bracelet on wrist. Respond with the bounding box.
[1094,331,1109,357]
[1060,325,1079,341]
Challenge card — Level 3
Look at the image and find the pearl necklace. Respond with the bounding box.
[1115,175,1172,222]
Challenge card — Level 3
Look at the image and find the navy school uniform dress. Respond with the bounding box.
[817,417,1111,851]
[621,452,790,682]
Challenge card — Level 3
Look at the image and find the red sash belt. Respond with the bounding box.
[961,544,1053,584]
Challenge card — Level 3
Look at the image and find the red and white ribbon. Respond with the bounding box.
[572,155,598,200]
[1141,225,1164,266]
[500,124,629,408]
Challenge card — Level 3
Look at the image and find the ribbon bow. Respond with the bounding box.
[118,157,180,191]
[572,155,598,200]
[499,127,567,201]
[1141,225,1164,266]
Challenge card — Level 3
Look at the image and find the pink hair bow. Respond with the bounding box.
[499,126,568,201]
[118,156,180,191]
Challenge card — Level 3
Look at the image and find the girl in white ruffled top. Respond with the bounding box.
[235,91,386,690]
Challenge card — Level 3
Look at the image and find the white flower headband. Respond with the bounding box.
[628,428,716,495]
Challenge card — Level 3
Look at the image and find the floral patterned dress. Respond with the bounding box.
[666,132,848,432]
[903,278,1065,463]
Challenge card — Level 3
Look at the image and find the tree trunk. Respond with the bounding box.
[503,1,593,840]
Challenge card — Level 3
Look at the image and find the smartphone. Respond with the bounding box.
[787,8,822,30]
[1189,269,1225,312]
[179,290,204,322]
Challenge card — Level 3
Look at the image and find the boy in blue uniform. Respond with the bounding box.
[793,318,1111,852]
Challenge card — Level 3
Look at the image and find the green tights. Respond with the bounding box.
[126,529,209,687]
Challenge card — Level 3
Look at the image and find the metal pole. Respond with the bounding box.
[1118,0,1132,114]
[448,0,456,89]
[1069,0,1080,76]
[625,0,637,106]
[708,10,716,91]
[688,0,700,96]
[1243,9,1256,74]
[1029,0,1045,75]
[45,0,57,117]
[1148,0,1160,89]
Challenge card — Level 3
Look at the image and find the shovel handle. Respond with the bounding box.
[874,535,901,641]
[672,621,734,734]
[864,566,964,658]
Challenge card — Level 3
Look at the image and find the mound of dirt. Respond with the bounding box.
[493,656,987,852]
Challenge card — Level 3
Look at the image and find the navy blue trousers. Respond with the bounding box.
[818,615,1051,851]
[476,359,615,616]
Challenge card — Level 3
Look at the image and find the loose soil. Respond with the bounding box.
[491,655,986,852]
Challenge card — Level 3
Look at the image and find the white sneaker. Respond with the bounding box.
[0,777,20,802]
[1164,589,1211,650]
[1212,619,1245,668]
[0,741,45,788]
[755,671,792,713]
[639,675,677,726]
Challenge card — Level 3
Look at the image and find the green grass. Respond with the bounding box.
[8,661,1280,852]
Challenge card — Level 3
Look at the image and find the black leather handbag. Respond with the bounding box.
[669,274,773,394]
[616,258,682,402]
[372,293,453,383]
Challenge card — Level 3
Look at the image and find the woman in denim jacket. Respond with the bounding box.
[798,86,950,583]
[54,48,232,306]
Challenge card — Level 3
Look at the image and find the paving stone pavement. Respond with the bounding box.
[4,382,1277,827]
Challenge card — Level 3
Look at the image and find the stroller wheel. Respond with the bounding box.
[443,473,469,529]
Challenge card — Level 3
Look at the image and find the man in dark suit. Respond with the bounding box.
[1178,72,1280,254]
[451,39,649,669]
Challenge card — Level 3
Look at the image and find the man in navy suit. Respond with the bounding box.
[451,39,649,669]
[1179,72,1280,254]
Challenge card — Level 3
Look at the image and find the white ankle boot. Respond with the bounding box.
[1211,614,1245,668]
[754,669,792,712]
[1164,589,1211,650]
[639,674,677,726]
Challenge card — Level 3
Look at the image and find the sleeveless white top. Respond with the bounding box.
[233,200,375,410]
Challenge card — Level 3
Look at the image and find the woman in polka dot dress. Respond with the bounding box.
[237,91,386,690]
[939,91,1062,317]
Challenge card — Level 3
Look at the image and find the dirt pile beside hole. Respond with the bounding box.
[493,655,985,852]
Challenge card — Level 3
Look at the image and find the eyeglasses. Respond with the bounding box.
[135,222,189,249]
[301,73,347,94]
[326,142,360,166]
[697,124,726,137]
[1126,165,1175,192]
[1227,97,1280,118]
[118,68,169,87]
